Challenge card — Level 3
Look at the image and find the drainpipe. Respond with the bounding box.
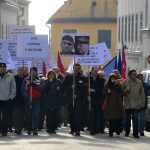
[17,6,24,25]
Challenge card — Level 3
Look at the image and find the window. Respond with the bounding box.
[140,12,143,42]
[145,0,148,27]
[135,14,138,42]
[63,29,77,33]
[128,15,131,42]
[121,17,124,41]
[118,17,121,42]
[125,16,127,42]
[131,15,134,42]
[98,30,111,49]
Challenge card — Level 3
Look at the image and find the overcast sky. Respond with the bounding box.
[29,0,65,35]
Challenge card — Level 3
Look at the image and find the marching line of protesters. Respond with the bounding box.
[0,62,150,138]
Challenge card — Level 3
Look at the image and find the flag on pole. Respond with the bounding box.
[114,56,118,69]
[66,58,74,73]
[42,61,46,77]
[102,56,117,78]
[117,50,122,74]
[121,41,126,79]
[57,51,65,74]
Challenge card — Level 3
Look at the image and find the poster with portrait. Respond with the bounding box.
[60,33,90,55]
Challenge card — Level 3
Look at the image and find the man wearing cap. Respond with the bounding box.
[60,35,75,55]
[22,67,42,135]
[0,63,16,136]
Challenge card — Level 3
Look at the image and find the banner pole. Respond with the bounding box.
[73,56,75,107]
[88,66,91,111]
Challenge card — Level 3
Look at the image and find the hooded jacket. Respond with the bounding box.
[0,72,16,101]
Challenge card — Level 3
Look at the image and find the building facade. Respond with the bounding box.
[0,0,30,39]
[47,0,118,68]
[117,0,150,72]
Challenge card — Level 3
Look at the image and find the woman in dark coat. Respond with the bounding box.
[42,70,62,134]
[103,73,124,137]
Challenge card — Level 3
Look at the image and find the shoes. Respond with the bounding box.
[124,133,129,137]
[109,134,113,137]
[75,132,80,136]
[33,131,38,135]
[69,130,74,135]
[133,134,139,138]
[90,131,95,135]
[27,130,31,135]
[100,130,105,134]
[115,131,120,135]
[140,133,144,136]
[2,133,7,136]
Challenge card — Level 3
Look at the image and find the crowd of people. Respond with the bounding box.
[0,62,150,138]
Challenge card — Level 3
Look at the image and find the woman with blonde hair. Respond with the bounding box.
[103,73,124,137]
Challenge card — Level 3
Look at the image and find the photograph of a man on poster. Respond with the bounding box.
[74,36,90,55]
[60,35,75,55]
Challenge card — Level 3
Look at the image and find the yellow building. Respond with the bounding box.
[47,0,117,68]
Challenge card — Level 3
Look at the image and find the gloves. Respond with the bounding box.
[30,81,36,87]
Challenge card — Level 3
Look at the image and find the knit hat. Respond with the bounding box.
[0,63,7,68]
[30,67,38,72]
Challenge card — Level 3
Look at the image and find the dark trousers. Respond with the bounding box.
[88,106,105,133]
[108,118,122,135]
[125,109,139,136]
[69,103,83,133]
[46,109,58,132]
[13,104,25,132]
[0,100,11,134]
[26,99,40,131]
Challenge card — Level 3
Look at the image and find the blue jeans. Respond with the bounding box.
[26,99,40,131]
[138,110,146,133]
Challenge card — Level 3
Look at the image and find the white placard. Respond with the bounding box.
[75,45,103,66]
[7,40,17,60]
[0,40,8,63]
[17,35,49,59]
[10,25,35,40]
[97,42,112,61]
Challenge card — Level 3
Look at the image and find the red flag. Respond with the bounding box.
[121,41,126,79]
[42,61,46,77]
[57,51,65,74]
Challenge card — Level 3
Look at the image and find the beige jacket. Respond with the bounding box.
[122,78,145,109]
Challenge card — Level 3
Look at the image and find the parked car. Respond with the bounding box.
[141,70,150,85]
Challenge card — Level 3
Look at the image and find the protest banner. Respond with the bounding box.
[0,40,8,63]
[10,25,35,40]
[17,34,49,59]
[97,42,112,61]
[74,45,103,66]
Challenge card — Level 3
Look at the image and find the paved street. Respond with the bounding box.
[0,126,150,150]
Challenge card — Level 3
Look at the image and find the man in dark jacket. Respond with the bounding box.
[88,66,105,135]
[13,66,26,135]
[62,63,88,136]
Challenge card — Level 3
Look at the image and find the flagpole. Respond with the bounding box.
[73,56,75,107]
[29,58,34,109]
[88,66,91,111]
